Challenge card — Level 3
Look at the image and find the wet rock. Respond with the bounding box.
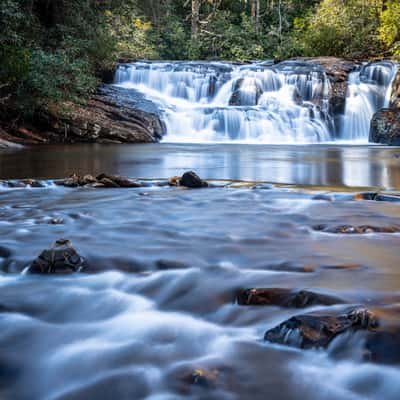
[179,171,208,188]
[40,86,165,144]
[48,218,64,225]
[21,179,45,188]
[390,68,400,109]
[62,174,80,188]
[79,174,97,185]
[181,368,219,389]
[352,192,378,201]
[237,288,345,308]
[369,108,400,145]
[28,239,86,274]
[155,260,189,270]
[168,176,181,187]
[96,173,142,188]
[375,193,400,202]
[229,78,263,106]
[98,177,120,188]
[264,307,378,349]
[313,224,400,234]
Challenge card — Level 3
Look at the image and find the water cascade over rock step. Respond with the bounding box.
[115,58,398,144]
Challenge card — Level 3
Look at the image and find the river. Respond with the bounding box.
[0,58,400,400]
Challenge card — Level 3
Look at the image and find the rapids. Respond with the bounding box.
[0,146,400,399]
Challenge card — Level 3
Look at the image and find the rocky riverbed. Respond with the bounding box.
[0,162,400,399]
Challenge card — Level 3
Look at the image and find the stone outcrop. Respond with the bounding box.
[41,87,165,144]
[369,108,400,145]
[0,85,165,147]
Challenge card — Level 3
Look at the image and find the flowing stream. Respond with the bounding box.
[115,60,397,144]
[1,59,400,400]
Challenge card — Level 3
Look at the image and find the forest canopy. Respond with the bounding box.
[1,0,400,117]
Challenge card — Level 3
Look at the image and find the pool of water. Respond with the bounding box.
[1,143,400,189]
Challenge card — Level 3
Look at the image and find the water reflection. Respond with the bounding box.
[1,144,400,189]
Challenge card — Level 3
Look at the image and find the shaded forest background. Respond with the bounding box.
[1,0,400,117]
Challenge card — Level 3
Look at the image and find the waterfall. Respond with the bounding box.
[341,61,398,141]
[114,60,397,144]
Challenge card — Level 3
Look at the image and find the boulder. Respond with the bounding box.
[179,171,208,188]
[265,307,377,349]
[29,239,86,274]
[390,68,400,109]
[237,288,344,308]
[369,108,400,145]
[37,85,165,144]
[264,306,400,364]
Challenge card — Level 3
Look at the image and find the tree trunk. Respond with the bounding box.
[191,0,200,41]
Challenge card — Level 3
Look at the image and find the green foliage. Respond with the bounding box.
[1,0,400,120]
[379,1,400,58]
[287,0,382,58]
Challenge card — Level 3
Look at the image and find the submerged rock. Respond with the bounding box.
[182,368,218,389]
[29,239,86,274]
[369,108,400,145]
[264,307,377,349]
[179,171,208,188]
[237,288,344,308]
[313,224,400,234]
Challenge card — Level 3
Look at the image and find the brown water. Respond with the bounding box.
[0,144,400,400]
[1,143,400,189]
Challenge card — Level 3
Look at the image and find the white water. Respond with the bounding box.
[341,61,397,141]
[115,60,397,144]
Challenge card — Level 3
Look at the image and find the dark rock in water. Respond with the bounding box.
[21,179,45,188]
[168,176,181,187]
[180,171,208,188]
[96,173,142,188]
[181,368,219,389]
[98,177,120,188]
[264,308,378,349]
[48,218,64,225]
[237,288,345,308]
[375,193,400,202]
[369,109,400,145]
[61,174,80,188]
[229,78,263,106]
[29,239,86,274]
[313,224,400,234]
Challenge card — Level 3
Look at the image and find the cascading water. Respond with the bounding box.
[114,60,397,144]
[341,61,398,141]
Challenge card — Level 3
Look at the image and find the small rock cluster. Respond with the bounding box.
[313,224,400,234]
[55,173,143,188]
